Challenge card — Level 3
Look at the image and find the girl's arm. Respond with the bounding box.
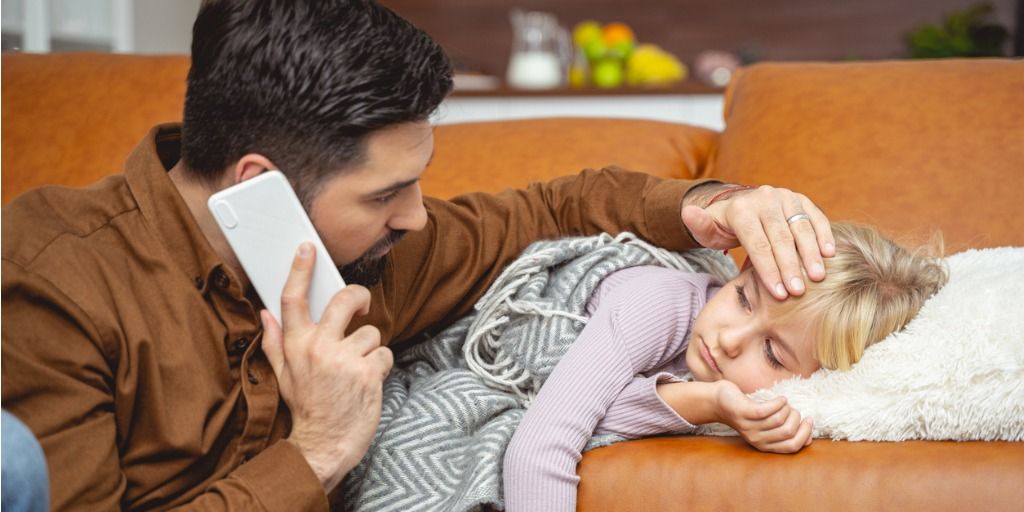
[654,380,723,425]
[655,380,814,453]
[503,268,711,512]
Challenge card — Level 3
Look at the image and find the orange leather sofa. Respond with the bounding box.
[3,53,1023,511]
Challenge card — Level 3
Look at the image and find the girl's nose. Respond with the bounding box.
[718,327,745,358]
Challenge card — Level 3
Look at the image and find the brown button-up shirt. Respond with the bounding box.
[2,125,704,510]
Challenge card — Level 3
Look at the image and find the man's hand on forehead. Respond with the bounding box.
[681,183,835,300]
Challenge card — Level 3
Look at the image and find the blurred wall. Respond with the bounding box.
[381,0,1019,75]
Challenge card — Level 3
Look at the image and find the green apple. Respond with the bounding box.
[583,38,608,62]
[592,59,624,88]
[573,21,603,48]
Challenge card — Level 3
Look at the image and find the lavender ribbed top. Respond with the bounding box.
[502,266,720,512]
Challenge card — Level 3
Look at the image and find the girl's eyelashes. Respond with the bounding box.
[735,281,783,370]
[735,284,751,311]
[763,339,784,370]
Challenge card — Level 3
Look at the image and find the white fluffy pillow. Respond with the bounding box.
[700,247,1024,442]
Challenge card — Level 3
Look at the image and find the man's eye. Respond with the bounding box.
[374,191,399,204]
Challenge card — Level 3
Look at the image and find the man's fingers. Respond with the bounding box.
[759,190,808,298]
[345,327,393,379]
[781,195,823,287]
[317,285,372,338]
[371,346,394,378]
[734,211,787,300]
[342,325,384,357]
[260,309,285,377]
[280,242,316,334]
[803,196,835,260]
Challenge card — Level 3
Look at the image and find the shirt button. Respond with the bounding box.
[247,368,260,384]
[214,270,230,289]
[193,276,204,289]
[231,337,250,353]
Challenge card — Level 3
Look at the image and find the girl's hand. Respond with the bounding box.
[712,380,814,454]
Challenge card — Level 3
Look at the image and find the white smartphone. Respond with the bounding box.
[207,170,345,324]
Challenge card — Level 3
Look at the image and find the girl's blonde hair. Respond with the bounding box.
[778,222,948,371]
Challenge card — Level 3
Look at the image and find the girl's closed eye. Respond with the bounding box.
[735,284,751,311]
[763,340,784,370]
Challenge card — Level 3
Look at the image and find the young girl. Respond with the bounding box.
[502,222,948,511]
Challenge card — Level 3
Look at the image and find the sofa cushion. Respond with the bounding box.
[578,436,1024,511]
[427,118,718,199]
[709,59,1024,252]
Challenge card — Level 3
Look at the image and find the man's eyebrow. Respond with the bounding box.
[751,271,801,368]
[367,177,420,197]
[366,150,433,197]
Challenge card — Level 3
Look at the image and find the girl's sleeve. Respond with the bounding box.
[502,267,707,512]
[594,372,698,438]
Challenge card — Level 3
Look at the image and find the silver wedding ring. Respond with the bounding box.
[786,213,811,225]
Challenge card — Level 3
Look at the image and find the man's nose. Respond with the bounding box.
[389,184,428,232]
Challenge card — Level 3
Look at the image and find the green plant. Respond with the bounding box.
[905,2,1009,58]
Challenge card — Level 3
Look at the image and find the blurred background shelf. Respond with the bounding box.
[381,0,1019,76]
[451,82,724,97]
[439,82,726,129]
[2,0,1018,130]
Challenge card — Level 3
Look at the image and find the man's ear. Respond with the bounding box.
[231,154,278,184]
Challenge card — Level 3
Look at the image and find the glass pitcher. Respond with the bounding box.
[506,9,571,89]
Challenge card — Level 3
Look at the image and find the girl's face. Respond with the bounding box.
[686,267,822,393]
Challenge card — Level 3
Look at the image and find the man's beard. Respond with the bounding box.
[337,229,406,287]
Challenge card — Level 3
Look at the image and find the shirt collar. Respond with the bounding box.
[123,124,225,291]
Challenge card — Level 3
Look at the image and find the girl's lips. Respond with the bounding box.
[700,339,722,374]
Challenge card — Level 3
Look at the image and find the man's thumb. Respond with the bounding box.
[681,205,715,244]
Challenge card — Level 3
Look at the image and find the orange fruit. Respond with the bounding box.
[602,23,635,46]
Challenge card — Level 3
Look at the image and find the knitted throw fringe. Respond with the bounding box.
[338,233,736,512]
[463,232,735,404]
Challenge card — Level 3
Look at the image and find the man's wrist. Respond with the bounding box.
[682,181,753,210]
[289,438,357,492]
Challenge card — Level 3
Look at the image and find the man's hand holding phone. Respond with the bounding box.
[260,242,393,492]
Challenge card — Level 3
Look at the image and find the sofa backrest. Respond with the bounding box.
[426,117,717,198]
[710,58,1024,252]
[1,53,718,204]
[2,53,190,204]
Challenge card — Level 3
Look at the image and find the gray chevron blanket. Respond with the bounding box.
[338,233,736,511]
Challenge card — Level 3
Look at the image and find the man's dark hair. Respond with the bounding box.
[181,0,453,201]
